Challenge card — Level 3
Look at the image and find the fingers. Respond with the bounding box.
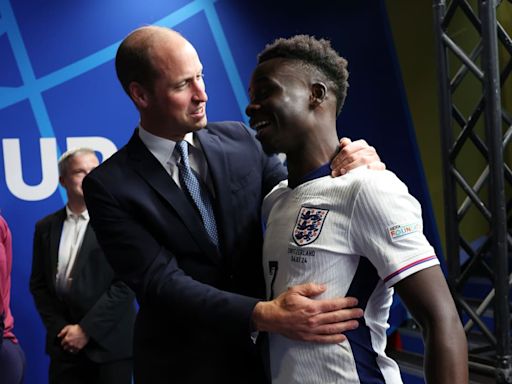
[289,332,348,344]
[280,313,362,344]
[331,146,380,176]
[275,295,363,341]
[287,282,327,298]
[339,138,368,150]
[368,161,386,170]
[57,325,70,338]
[338,137,352,147]
[331,138,378,176]
[65,346,79,354]
[61,340,73,351]
[307,307,364,328]
[312,318,361,335]
[61,339,81,353]
[311,296,359,313]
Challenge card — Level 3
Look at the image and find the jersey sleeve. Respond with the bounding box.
[348,170,439,288]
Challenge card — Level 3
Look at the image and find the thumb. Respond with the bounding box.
[57,325,70,338]
[339,137,352,148]
[288,282,327,297]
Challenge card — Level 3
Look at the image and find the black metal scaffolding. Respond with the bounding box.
[433,0,512,382]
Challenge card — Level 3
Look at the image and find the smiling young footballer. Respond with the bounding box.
[246,35,468,384]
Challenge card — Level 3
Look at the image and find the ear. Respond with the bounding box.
[310,82,327,107]
[129,82,150,109]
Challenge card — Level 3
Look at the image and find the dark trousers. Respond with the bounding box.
[0,338,25,384]
[49,355,132,384]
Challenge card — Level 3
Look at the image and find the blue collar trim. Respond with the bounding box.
[297,162,331,186]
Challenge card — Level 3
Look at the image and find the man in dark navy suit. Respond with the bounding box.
[83,26,379,383]
[30,148,136,384]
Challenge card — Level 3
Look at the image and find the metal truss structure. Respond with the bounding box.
[433,0,512,382]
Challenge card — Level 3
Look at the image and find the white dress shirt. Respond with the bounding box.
[55,206,89,296]
[138,124,214,195]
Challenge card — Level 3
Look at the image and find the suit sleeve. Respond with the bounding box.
[30,222,68,338]
[79,276,134,345]
[83,173,259,337]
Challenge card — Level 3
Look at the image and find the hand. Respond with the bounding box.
[252,283,364,343]
[58,324,89,353]
[331,137,385,176]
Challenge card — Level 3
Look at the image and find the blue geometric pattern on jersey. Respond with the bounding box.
[176,140,219,246]
[292,206,328,246]
[344,257,385,383]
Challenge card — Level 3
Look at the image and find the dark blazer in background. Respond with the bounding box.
[83,121,287,384]
[30,209,136,364]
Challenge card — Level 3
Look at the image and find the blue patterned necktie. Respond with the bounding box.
[175,140,218,246]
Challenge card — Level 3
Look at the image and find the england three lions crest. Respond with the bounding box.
[293,207,329,246]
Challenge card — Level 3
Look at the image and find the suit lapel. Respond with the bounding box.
[126,131,219,260]
[49,209,66,283]
[69,224,94,278]
[196,129,235,255]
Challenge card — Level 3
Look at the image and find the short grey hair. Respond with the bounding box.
[58,148,96,177]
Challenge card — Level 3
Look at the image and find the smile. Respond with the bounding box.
[252,120,270,131]
[190,106,205,117]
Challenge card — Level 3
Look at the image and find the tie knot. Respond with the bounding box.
[175,140,190,166]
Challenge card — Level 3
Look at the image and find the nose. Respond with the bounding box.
[192,78,208,102]
[245,101,259,117]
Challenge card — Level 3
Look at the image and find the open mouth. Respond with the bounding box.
[251,121,271,141]
[190,106,206,118]
[252,120,270,129]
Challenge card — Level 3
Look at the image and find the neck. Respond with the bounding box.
[286,133,338,188]
[67,199,86,215]
[140,117,187,142]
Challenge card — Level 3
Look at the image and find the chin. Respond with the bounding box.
[260,142,279,156]
[190,125,205,132]
[196,115,208,127]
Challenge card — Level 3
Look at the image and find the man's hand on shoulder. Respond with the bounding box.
[331,137,385,176]
[252,283,363,343]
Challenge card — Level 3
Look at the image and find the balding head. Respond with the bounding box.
[115,26,187,97]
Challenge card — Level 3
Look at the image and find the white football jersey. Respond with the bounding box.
[262,166,438,384]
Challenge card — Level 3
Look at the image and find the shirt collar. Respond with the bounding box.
[65,205,89,220]
[295,162,332,187]
[138,124,196,167]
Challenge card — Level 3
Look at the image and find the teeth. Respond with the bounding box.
[253,121,269,129]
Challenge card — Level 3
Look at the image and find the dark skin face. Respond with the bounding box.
[246,58,338,186]
[246,58,311,155]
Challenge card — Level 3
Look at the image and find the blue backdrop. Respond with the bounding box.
[0,1,441,382]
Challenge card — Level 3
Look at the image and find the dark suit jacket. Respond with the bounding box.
[83,122,287,383]
[30,208,136,363]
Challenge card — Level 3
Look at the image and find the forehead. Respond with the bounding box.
[150,34,202,77]
[251,58,308,86]
[67,152,98,167]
